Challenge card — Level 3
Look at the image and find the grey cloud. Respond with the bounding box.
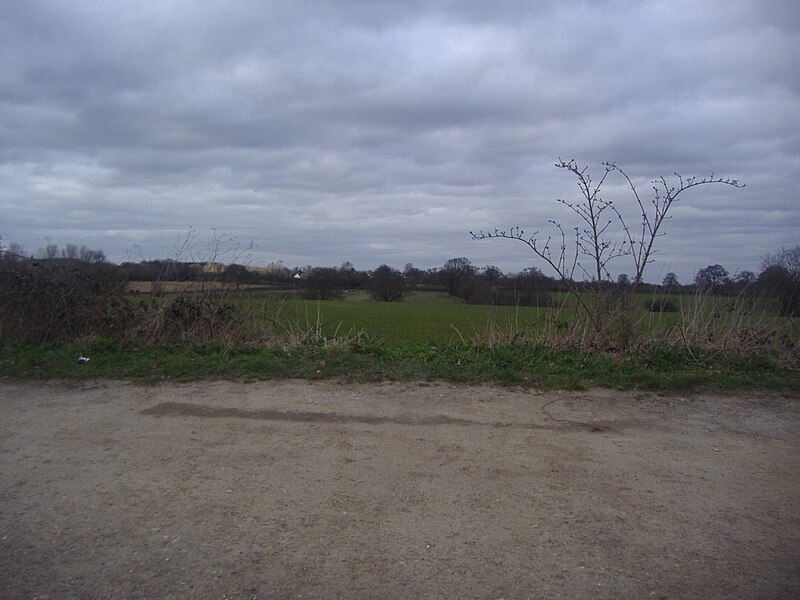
[1,0,797,282]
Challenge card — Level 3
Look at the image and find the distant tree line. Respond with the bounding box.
[294,258,561,305]
[1,238,797,315]
[0,240,106,264]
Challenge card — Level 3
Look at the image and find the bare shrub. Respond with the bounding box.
[472,158,743,350]
[0,259,127,343]
[759,246,800,317]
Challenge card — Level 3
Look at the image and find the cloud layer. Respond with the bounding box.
[2,0,798,282]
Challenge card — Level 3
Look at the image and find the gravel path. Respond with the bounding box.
[1,380,798,599]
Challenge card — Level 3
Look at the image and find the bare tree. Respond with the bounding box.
[62,244,80,260]
[36,243,59,260]
[470,158,744,340]
[49,243,106,263]
[733,270,757,287]
[471,159,743,332]
[761,246,800,279]
[440,257,477,297]
[759,245,800,316]
[662,272,680,289]
[694,264,730,290]
[77,246,106,263]
[370,265,406,302]
[473,159,742,287]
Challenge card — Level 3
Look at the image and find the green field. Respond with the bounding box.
[276,292,553,345]
[268,290,787,346]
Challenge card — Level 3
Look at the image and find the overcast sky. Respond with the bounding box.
[1,0,798,283]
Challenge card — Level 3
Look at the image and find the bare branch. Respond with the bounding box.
[472,158,744,339]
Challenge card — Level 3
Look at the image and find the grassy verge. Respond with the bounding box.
[1,340,797,390]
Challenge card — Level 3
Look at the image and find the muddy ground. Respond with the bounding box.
[1,380,798,599]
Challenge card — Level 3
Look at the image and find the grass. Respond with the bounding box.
[2,290,797,390]
[2,339,797,390]
[273,291,793,348]
[277,297,553,345]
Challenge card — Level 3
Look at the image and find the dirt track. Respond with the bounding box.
[1,380,799,599]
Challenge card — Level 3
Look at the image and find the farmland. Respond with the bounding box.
[126,278,771,341]
[271,290,783,346]
[276,291,551,345]
[2,285,796,390]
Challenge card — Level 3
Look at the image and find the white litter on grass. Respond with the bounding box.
[76,356,90,364]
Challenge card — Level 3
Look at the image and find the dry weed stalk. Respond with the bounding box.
[659,290,798,365]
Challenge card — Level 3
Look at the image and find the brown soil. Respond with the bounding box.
[1,380,798,599]
[124,281,274,294]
